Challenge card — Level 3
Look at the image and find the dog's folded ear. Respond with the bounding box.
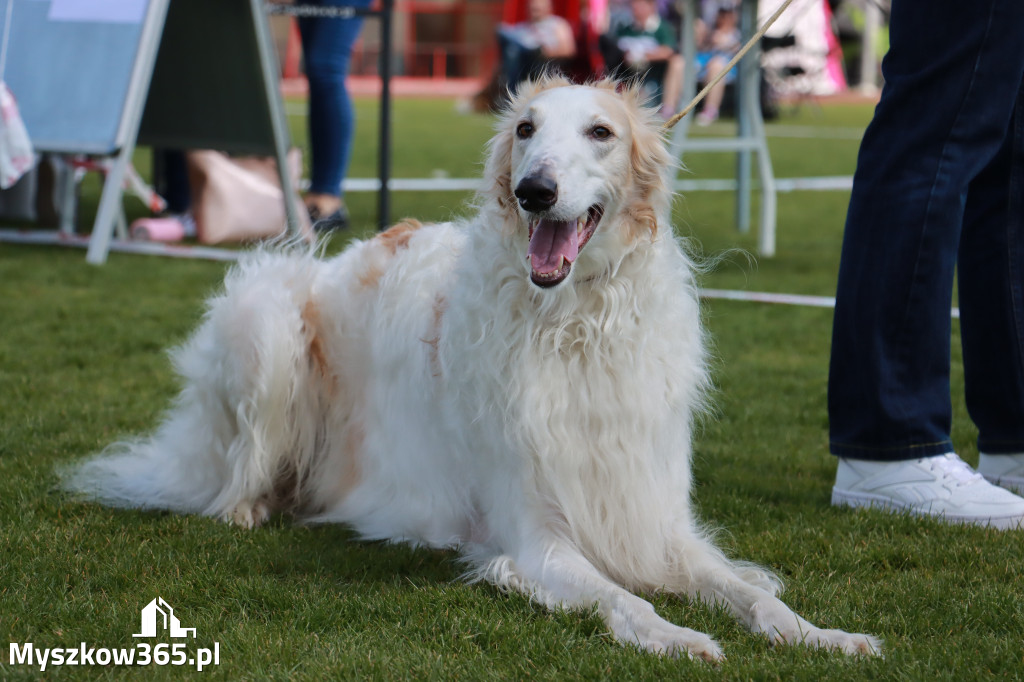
[605,79,673,240]
[621,88,673,202]
[626,126,671,239]
[482,123,516,218]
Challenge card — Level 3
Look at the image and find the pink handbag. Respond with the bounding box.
[187,149,312,245]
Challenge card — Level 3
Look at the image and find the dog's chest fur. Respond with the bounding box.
[438,244,700,583]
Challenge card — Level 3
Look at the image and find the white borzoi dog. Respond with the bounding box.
[63,76,880,660]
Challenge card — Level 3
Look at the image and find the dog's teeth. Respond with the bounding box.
[577,218,584,235]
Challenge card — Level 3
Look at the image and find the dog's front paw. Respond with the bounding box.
[801,628,883,657]
[610,605,724,662]
[749,600,882,657]
[643,621,724,662]
[226,500,271,529]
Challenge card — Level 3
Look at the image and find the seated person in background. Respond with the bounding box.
[498,0,577,93]
[600,0,683,120]
[694,0,740,125]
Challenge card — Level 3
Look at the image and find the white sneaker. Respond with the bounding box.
[832,453,1024,530]
[977,452,1024,495]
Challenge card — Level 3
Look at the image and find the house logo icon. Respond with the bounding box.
[133,597,196,638]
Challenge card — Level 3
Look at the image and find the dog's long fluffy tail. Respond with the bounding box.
[59,400,235,516]
[60,249,322,520]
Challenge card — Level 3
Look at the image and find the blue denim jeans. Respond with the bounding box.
[828,0,1024,460]
[298,0,371,197]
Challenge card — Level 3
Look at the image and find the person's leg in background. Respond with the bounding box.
[828,0,1024,528]
[299,0,370,230]
[960,81,1024,491]
[146,149,196,240]
[154,149,191,216]
[659,53,684,121]
[694,54,733,126]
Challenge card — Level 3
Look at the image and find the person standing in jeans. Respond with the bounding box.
[828,0,1024,529]
[299,0,371,230]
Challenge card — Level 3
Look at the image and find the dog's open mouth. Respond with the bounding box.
[527,205,603,288]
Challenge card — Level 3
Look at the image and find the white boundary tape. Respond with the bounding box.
[336,175,855,194]
[702,287,835,308]
[701,287,961,319]
[0,229,963,319]
[285,101,868,143]
[0,229,242,261]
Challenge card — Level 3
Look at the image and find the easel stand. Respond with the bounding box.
[0,0,301,264]
[98,0,302,264]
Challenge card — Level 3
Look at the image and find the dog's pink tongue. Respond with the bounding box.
[528,219,579,274]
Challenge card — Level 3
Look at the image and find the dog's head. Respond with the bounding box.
[484,75,673,289]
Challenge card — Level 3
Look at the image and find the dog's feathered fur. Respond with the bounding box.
[63,76,880,659]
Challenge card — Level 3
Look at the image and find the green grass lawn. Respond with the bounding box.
[2,96,1022,680]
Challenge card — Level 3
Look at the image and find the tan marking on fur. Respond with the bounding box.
[596,82,671,243]
[625,204,658,242]
[626,101,670,240]
[423,294,448,378]
[307,417,365,509]
[301,300,328,376]
[339,419,364,498]
[357,261,385,289]
[301,299,338,396]
[357,219,423,289]
[377,218,422,254]
[588,85,666,243]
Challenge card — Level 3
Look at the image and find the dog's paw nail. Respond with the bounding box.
[228,501,270,529]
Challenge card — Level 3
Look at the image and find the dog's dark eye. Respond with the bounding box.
[590,126,613,140]
[516,122,534,139]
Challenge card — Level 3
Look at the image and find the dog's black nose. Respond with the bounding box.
[514,174,558,212]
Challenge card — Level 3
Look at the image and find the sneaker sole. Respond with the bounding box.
[831,488,1024,530]
[981,473,1024,496]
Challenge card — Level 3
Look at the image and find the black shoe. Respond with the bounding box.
[307,201,349,232]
